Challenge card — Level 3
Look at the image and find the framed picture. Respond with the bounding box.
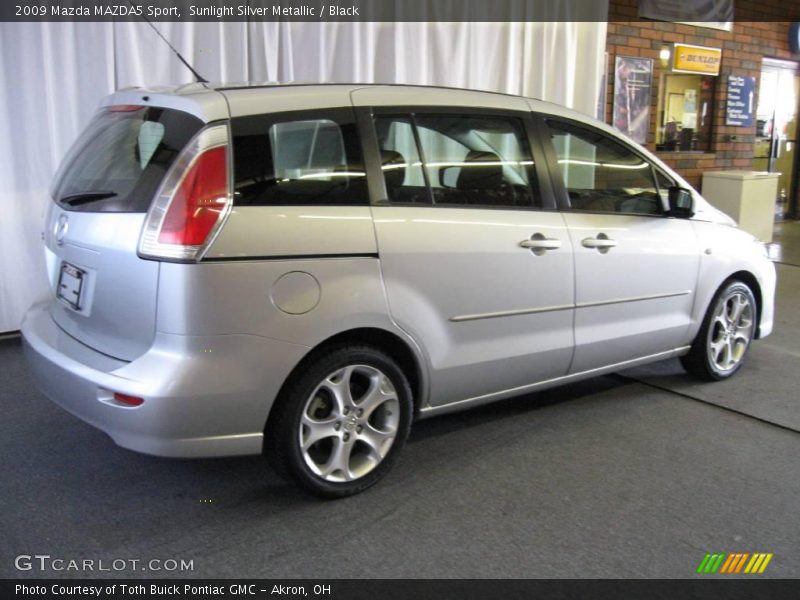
[613,56,654,144]
[666,93,684,125]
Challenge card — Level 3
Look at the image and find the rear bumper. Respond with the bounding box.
[21,302,309,458]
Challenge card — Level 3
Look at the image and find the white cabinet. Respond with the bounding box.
[701,171,779,243]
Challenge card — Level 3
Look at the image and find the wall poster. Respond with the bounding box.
[726,74,756,126]
[613,56,654,144]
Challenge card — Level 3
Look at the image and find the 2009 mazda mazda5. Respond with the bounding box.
[22,83,775,497]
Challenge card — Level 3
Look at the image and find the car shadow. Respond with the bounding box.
[408,374,634,442]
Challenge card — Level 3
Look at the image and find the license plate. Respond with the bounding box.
[57,262,85,310]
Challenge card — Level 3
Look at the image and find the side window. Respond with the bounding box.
[654,168,675,205]
[373,117,429,204]
[231,109,368,206]
[546,120,664,215]
[374,113,540,208]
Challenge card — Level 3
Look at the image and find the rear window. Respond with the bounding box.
[52,106,203,212]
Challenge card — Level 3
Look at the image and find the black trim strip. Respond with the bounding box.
[408,114,436,205]
[202,253,379,263]
[354,106,388,207]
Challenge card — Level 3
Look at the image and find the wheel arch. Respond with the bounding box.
[264,327,427,437]
[727,270,763,338]
[682,270,763,381]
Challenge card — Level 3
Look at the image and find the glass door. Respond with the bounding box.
[754,59,799,217]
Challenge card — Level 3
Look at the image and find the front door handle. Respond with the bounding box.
[520,233,562,255]
[581,233,617,254]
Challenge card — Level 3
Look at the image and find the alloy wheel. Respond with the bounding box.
[298,364,400,483]
[707,290,755,374]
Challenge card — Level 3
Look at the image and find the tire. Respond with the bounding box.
[680,280,757,381]
[265,344,413,498]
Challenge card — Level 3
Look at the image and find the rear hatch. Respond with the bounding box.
[45,104,204,361]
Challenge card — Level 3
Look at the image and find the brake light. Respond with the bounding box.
[113,392,145,407]
[158,146,228,245]
[108,104,144,112]
[139,124,231,261]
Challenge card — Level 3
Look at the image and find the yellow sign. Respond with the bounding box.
[672,44,722,75]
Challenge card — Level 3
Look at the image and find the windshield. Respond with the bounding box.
[52,105,203,212]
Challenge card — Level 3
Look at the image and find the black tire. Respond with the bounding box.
[265,344,413,499]
[680,280,757,381]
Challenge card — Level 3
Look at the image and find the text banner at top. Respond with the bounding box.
[4,0,797,23]
[5,0,616,23]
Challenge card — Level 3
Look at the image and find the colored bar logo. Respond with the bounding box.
[697,553,773,574]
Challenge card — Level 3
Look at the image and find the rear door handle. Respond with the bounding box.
[581,234,617,253]
[520,234,562,255]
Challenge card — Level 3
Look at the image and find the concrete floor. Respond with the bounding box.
[769,219,800,267]
[1,222,799,579]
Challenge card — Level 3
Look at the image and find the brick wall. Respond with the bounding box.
[605,0,800,214]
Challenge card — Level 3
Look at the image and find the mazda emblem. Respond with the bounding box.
[55,214,69,245]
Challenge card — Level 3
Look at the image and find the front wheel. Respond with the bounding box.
[681,280,757,381]
[265,345,413,498]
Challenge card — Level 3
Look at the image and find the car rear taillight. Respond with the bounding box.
[158,146,228,246]
[139,123,231,261]
[108,104,145,112]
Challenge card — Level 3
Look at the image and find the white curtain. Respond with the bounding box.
[0,20,607,333]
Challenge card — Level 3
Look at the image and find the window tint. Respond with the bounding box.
[654,168,675,205]
[546,120,664,215]
[373,118,428,204]
[232,109,368,206]
[52,106,202,212]
[375,114,540,208]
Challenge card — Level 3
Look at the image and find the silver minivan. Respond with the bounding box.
[22,83,776,497]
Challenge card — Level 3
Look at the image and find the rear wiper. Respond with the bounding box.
[60,191,118,206]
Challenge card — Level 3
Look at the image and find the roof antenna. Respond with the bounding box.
[128,0,208,83]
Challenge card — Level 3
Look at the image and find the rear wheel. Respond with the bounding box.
[681,280,757,381]
[266,345,413,498]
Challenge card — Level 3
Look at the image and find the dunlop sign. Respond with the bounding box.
[672,44,722,76]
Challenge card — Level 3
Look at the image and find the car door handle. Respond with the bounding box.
[581,234,617,253]
[519,234,562,255]
[520,238,562,250]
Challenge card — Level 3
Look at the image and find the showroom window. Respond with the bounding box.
[655,74,715,152]
[231,109,368,206]
[374,114,540,208]
[546,119,664,215]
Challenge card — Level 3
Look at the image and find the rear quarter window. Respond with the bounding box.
[231,108,368,206]
[53,106,203,212]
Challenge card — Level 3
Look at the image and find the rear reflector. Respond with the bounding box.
[113,392,145,407]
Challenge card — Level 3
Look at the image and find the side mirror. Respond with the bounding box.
[668,186,695,218]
